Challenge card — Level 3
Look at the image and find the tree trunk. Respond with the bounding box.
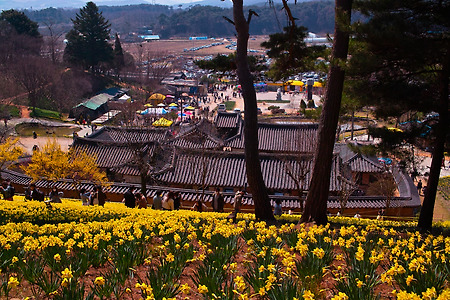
[140,172,147,198]
[301,0,353,225]
[233,0,274,221]
[418,61,449,232]
[351,110,354,140]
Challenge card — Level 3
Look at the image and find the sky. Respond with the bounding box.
[0,0,236,11]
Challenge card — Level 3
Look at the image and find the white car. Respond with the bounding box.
[217,104,227,113]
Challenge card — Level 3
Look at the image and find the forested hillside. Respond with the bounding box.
[24,1,335,38]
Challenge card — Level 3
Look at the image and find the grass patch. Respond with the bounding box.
[0,105,21,118]
[257,100,290,103]
[7,105,21,117]
[224,101,236,110]
[15,123,80,137]
[438,176,450,202]
[30,107,63,120]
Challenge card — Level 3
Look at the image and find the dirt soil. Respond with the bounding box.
[122,36,269,59]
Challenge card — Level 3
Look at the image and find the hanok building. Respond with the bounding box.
[69,87,128,121]
[68,113,420,215]
[2,112,420,216]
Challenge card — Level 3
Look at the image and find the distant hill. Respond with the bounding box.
[21,1,335,39]
[1,0,326,10]
[0,0,150,11]
[175,0,323,9]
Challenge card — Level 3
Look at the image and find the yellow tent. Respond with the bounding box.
[169,103,178,107]
[313,81,323,87]
[148,93,166,101]
[152,117,173,127]
[185,106,196,110]
[144,103,153,107]
[286,80,304,86]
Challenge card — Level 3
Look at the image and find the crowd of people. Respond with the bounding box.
[2,181,289,219]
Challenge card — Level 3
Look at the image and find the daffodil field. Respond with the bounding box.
[0,198,449,300]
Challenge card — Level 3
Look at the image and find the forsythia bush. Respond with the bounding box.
[0,198,448,299]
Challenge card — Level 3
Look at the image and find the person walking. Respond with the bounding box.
[49,187,62,203]
[228,189,244,223]
[123,187,136,208]
[162,191,175,211]
[192,199,208,212]
[97,186,107,207]
[136,192,147,209]
[212,188,224,212]
[26,183,44,201]
[90,186,98,205]
[417,180,423,196]
[152,190,163,210]
[80,188,90,206]
[273,199,282,216]
[0,181,13,201]
[173,191,181,210]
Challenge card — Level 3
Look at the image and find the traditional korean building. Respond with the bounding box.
[2,112,421,216]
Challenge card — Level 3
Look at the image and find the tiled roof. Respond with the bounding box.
[170,129,223,149]
[71,138,155,172]
[1,170,419,210]
[169,123,223,150]
[335,143,384,173]
[215,112,241,129]
[225,122,318,153]
[156,150,343,192]
[346,154,384,173]
[87,126,171,143]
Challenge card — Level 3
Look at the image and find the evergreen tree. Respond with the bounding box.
[113,33,125,75]
[261,25,326,81]
[301,0,353,225]
[0,9,40,37]
[64,1,113,72]
[349,0,450,231]
[0,9,42,60]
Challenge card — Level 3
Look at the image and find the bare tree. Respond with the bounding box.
[135,43,145,82]
[43,21,64,63]
[145,50,173,87]
[50,68,93,113]
[11,56,55,111]
[284,155,310,212]
[183,124,223,204]
[337,165,359,215]
[367,170,397,214]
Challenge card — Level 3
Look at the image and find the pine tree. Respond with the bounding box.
[113,33,125,76]
[64,1,113,72]
[261,25,326,81]
[301,0,353,225]
[349,0,450,231]
[0,9,40,38]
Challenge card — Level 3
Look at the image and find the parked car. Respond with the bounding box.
[234,108,241,113]
[217,103,227,113]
